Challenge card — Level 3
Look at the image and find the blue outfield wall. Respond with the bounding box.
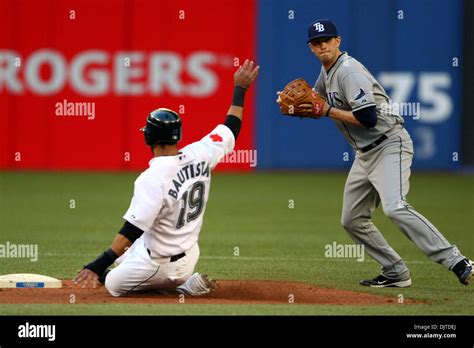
[256,0,463,170]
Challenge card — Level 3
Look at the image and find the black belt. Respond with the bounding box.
[359,134,388,153]
[147,248,186,262]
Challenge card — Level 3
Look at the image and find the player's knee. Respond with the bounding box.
[104,269,125,297]
[341,214,372,233]
[382,204,404,220]
[341,213,357,231]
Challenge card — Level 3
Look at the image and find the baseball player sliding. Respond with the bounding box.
[74,60,259,296]
[277,19,473,287]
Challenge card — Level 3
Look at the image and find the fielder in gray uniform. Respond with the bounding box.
[304,19,472,287]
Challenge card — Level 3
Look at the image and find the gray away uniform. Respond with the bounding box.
[314,52,465,279]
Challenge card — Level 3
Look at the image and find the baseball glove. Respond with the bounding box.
[277,78,326,118]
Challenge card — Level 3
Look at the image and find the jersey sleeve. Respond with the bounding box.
[194,124,235,170]
[340,73,376,112]
[123,174,163,231]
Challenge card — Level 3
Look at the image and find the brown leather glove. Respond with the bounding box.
[277,78,326,118]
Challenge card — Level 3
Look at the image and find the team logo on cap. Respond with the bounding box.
[313,22,325,32]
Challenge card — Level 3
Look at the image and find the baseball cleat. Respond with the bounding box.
[452,258,473,285]
[360,274,412,288]
[199,274,218,294]
[176,273,217,296]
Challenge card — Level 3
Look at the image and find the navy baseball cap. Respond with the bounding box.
[307,19,338,43]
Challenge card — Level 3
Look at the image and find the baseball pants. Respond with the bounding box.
[341,127,466,280]
[105,235,199,297]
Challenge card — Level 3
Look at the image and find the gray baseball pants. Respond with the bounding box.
[341,126,465,280]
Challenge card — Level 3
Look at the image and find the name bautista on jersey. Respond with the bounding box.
[168,161,210,199]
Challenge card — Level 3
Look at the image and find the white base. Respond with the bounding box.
[0,273,62,288]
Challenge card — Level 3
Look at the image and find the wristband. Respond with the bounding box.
[84,248,118,276]
[325,106,333,117]
[232,86,247,107]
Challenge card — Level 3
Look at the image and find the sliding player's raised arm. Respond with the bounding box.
[187,59,260,170]
[224,59,259,139]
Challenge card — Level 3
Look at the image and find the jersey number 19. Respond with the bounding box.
[176,181,205,229]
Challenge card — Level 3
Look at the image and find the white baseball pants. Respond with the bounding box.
[105,235,199,297]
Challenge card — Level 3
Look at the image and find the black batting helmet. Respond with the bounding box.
[140,108,182,146]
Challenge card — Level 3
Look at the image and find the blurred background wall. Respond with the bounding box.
[462,0,474,168]
[0,0,470,171]
[0,0,256,171]
[257,0,464,170]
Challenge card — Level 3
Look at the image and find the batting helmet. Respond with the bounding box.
[141,108,182,146]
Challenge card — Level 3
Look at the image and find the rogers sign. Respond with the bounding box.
[0,49,222,97]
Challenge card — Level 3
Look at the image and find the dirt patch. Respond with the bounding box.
[0,280,421,305]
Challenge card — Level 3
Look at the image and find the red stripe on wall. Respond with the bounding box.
[0,0,256,171]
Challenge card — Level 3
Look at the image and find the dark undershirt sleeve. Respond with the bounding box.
[119,221,144,242]
[353,106,377,129]
[224,115,242,140]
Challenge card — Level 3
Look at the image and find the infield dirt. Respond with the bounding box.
[0,280,423,305]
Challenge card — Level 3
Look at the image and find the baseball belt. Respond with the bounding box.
[359,134,388,153]
[147,248,186,262]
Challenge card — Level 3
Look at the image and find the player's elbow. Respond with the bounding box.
[353,106,377,129]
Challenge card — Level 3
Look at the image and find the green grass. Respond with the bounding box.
[0,171,473,315]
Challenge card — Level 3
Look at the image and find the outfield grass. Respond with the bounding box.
[0,171,473,315]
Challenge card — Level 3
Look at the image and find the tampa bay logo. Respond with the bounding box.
[354,88,366,101]
[313,23,325,32]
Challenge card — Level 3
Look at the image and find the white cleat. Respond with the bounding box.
[176,273,217,296]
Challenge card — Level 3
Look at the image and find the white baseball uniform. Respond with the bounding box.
[105,124,235,296]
